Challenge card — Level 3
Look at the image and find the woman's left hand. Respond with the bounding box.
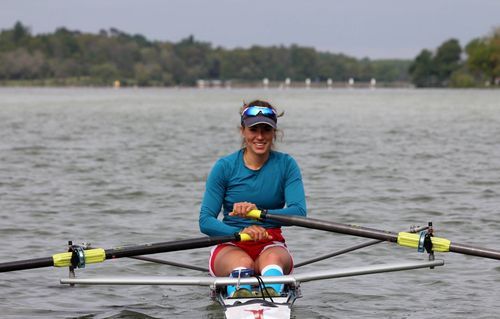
[229,201,257,218]
[240,225,271,241]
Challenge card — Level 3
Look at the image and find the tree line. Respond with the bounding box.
[409,27,500,87]
[0,22,498,87]
[0,22,410,87]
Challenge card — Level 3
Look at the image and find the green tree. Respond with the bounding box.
[0,21,31,52]
[172,35,212,84]
[0,48,45,79]
[51,27,81,59]
[409,49,435,87]
[466,27,500,85]
[0,21,420,86]
[89,63,119,84]
[409,39,463,87]
[134,63,164,85]
[13,21,30,44]
[289,45,318,80]
[434,39,462,85]
[449,67,476,87]
[372,59,412,82]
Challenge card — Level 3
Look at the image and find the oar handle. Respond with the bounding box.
[237,233,253,241]
[246,209,265,220]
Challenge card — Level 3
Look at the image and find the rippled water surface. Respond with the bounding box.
[1,88,500,318]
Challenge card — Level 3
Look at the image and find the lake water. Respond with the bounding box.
[0,87,499,318]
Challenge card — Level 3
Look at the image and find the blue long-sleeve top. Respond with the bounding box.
[199,149,307,236]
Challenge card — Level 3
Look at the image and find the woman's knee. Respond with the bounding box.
[213,248,254,275]
[256,248,292,272]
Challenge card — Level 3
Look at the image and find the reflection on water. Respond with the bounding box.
[0,88,499,318]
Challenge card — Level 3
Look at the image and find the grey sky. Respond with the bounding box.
[1,0,499,59]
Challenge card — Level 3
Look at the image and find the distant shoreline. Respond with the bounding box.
[1,79,498,90]
[0,80,413,89]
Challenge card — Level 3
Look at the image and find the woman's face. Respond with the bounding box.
[241,124,275,156]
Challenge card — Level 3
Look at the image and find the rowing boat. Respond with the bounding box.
[1,212,499,318]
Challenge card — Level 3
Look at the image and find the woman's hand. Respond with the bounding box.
[240,225,272,241]
[229,202,257,218]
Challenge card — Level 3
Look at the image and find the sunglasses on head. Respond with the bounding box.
[241,106,277,119]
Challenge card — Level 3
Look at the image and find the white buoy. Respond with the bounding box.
[263,78,269,89]
[285,77,291,88]
[197,79,205,89]
[327,78,333,89]
[370,78,376,89]
[305,78,311,89]
[211,80,221,88]
[348,78,354,88]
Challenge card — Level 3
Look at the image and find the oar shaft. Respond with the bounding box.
[266,214,399,242]
[0,257,54,272]
[0,234,243,273]
[104,235,238,259]
[258,212,500,261]
[450,243,500,260]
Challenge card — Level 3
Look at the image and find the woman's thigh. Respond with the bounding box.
[255,246,293,274]
[212,245,254,276]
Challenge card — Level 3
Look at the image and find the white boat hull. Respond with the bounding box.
[224,299,291,319]
[217,288,298,319]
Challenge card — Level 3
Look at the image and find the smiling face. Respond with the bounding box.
[241,124,275,156]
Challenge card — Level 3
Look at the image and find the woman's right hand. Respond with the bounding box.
[241,225,272,241]
[229,201,257,218]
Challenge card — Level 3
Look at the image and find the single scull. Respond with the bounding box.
[60,260,444,319]
[1,213,499,318]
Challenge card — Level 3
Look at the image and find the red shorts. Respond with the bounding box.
[208,228,293,276]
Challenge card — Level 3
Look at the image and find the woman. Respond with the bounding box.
[199,100,307,297]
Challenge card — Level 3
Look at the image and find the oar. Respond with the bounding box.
[247,210,500,261]
[0,233,250,273]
